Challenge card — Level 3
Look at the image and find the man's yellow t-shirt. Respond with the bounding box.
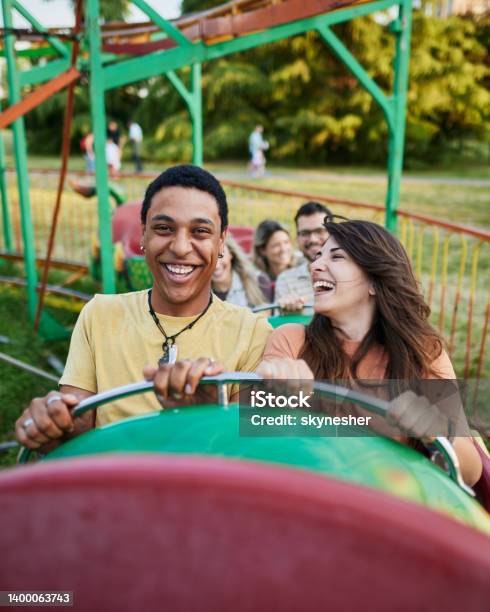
[59,291,271,426]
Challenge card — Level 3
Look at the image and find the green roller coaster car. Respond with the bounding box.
[20,376,490,536]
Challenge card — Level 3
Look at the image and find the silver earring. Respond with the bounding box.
[140,245,145,252]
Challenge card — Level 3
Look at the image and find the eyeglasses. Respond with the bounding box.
[297,214,350,239]
[297,227,329,239]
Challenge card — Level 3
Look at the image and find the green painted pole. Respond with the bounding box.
[0,126,13,253]
[385,0,413,231]
[190,63,203,166]
[2,0,39,319]
[167,70,191,106]
[20,57,71,87]
[87,0,115,293]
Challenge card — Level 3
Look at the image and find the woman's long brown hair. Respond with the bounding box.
[300,220,444,380]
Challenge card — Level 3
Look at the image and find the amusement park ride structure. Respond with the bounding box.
[0,0,413,337]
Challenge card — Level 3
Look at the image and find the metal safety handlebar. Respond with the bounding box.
[16,376,475,496]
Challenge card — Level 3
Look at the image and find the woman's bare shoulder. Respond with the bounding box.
[263,324,306,360]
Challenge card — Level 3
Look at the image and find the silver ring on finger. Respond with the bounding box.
[46,395,62,407]
[23,417,34,430]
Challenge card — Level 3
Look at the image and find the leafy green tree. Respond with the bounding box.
[406,13,490,158]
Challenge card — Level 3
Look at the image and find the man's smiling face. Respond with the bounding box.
[142,186,225,315]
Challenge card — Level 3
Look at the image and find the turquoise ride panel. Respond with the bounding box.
[268,314,312,328]
[46,404,490,535]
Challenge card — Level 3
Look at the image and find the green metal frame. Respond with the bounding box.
[2,0,38,320]
[0,105,13,253]
[1,0,413,332]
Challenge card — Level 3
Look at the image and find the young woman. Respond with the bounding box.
[253,220,301,301]
[212,236,269,308]
[258,219,483,489]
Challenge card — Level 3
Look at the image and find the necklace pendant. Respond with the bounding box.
[158,350,169,367]
[168,344,178,364]
[158,340,178,367]
[158,341,170,366]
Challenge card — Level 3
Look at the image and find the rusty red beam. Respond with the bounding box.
[0,66,80,130]
[100,0,367,50]
[195,0,366,41]
[102,38,176,55]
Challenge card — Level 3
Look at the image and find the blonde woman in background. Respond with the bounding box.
[253,220,302,301]
[212,236,269,307]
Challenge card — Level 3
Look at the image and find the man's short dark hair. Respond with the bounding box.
[140,164,228,231]
[294,201,332,226]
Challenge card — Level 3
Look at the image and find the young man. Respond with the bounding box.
[275,201,332,313]
[16,165,271,450]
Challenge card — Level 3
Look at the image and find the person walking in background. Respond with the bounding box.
[253,220,302,301]
[128,120,144,173]
[106,120,123,176]
[106,135,121,178]
[248,125,269,178]
[107,120,121,147]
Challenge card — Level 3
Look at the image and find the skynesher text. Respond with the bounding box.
[251,414,372,428]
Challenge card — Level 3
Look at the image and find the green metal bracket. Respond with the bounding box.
[130,0,192,48]
[190,63,203,166]
[2,0,39,321]
[87,0,116,294]
[12,0,70,58]
[167,70,192,106]
[104,44,201,91]
[0,123,13,253]
[388,18,403,33]
[19,57,72,87]
[38,310,72,341]
[0,44,69,60]
[167,64,203,165]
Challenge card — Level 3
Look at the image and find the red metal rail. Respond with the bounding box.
[0,67,80,130]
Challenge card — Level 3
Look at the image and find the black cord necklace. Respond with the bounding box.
[148,289,213,366]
